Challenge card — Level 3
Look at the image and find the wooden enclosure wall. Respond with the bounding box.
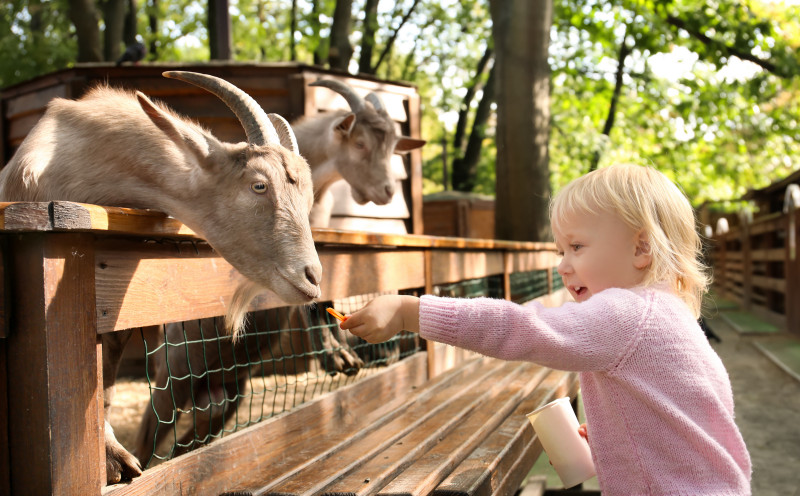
[0,201,564,495]
[710,198,800,335]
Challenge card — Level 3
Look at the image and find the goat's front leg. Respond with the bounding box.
[296,307,363,375]
[102,330,143,484]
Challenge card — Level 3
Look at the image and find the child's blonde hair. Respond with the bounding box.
[550,163,709,317]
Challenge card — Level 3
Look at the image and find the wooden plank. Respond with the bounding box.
[0,201,51,230]
[306,359,530,496]
[4,83,67,118]
[0,202,558,254]
[750,248,785,262]
[257,357,505,496]
[751,275,786,293]
[94,242,427,333]
[0,237,7,338]
[433,370,579,496]
[374,364,552,496]
[319,249,426,300]
[104,352,430,496]
[0,339,9,496]
[509,250,560,273]
[6,233,104,494]
[430,250,505,285]
[94,239,270,333]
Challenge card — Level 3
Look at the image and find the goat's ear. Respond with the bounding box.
[334,113,356,135]
[394,136,426,154]
[136,91,212,164]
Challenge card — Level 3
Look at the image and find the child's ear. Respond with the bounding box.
[634,231,652,270]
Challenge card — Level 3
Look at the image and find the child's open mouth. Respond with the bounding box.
[573,286,588,297]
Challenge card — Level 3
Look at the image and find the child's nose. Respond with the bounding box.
[557,257,571,276]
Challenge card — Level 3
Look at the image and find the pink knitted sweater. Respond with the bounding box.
[419,286,751,495]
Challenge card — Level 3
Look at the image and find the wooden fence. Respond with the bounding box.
[709,184,800,335]
[0,200,571,495]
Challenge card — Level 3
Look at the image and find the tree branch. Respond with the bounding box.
[373,0,421,72]
[665,14,780,76]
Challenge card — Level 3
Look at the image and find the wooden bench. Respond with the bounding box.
[105,353,578,496]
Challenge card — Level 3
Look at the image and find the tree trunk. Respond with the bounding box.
[290,0,298,61]
[311,0,325,65]
[68,0,103,62]
[372,0,420,74]
[358,0,380,74]
[489,0,553,242]
[147,0,158,59]
[102,0,127,61]
[452,63,497,192]
[453,46,493,158]
[208,0,232,60]
[329,0,354,71]
[122,0,139,47]
[590,27,630,172]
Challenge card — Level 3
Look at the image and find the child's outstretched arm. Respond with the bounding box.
[340,295,420,343]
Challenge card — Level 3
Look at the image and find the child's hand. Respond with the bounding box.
[340,295,420,343]
[578,423,588,442]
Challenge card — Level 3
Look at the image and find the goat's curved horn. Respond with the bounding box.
[267,114,299,154]
[162,71,280,147]
[310,79,365,114]
[365,93,387,115]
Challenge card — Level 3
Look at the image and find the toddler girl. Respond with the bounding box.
[341,163,751,495]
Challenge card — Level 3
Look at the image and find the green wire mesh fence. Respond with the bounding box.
[130,270,561,468]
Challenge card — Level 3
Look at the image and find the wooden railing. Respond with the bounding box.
[0,201,570,495]
[710,185,800,334]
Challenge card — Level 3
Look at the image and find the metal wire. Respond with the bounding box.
[136,274,559,468]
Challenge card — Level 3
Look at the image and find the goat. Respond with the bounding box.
[134,79,428,463]
[0,71,322,485]
[294,79,425,227]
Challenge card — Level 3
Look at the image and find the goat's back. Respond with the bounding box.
[0,86,206,206]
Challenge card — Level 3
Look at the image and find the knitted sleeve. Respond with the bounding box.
[419,287,652,372]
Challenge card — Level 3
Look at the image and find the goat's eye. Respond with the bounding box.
[354,141,366,150]
[251,182,267,194]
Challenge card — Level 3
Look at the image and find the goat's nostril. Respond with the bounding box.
[384,184,394,198]
[305,265,320,286]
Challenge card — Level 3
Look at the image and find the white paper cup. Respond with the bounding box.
[526,397,596,488]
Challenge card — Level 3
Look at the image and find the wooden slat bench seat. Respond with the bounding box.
[107,352,578,496]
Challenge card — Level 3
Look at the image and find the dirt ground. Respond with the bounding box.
[705,315,800,496]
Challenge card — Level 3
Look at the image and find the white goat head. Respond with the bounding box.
[299,79,425,206]
[0,71,322,331]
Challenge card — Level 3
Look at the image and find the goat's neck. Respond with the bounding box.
[309,157,342,200]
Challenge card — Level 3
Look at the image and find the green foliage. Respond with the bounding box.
[0,0,76,88]
[1,0,799,212]
[548,0,800,207]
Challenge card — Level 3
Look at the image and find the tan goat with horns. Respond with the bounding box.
[0,71,322,484]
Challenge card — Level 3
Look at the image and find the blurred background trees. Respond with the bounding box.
[1,0,799,240]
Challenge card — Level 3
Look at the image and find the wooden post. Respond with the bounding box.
[424,250,437,378]
[716,231,728,300]
[6,233,104,494]
[741,212,752,310]
[786,209,800,336]
[406,93,424,235]
[503,251,512,301]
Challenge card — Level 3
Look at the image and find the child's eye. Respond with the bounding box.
[571,244,583,252]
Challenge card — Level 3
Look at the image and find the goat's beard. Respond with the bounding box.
[225,280,264,339]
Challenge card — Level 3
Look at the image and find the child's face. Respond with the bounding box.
[553,210,651,303]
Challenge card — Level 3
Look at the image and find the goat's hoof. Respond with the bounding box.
[106,440,143,484]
